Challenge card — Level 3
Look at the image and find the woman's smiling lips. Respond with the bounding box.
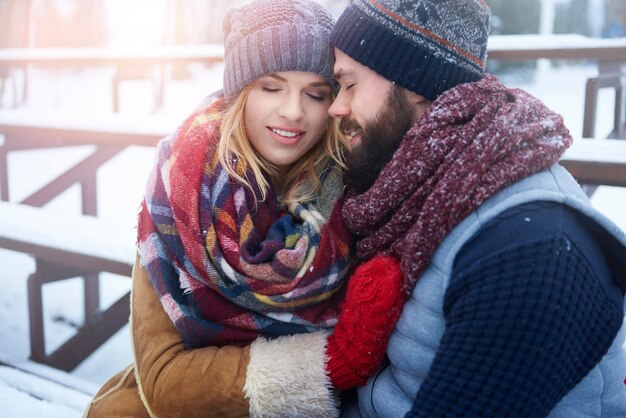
[268,126,306,145]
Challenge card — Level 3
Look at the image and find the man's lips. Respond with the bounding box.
[339,119,361,145]
[348,130,362,146]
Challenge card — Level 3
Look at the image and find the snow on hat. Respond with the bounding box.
[331,0,491,100]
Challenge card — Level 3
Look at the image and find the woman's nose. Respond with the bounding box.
[278,93,305,120]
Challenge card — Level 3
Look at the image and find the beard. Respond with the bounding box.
[344,85,416,194]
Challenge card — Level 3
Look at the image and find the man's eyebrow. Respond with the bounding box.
[333,68,353,81]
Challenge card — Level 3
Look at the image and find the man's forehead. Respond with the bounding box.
[333,49,360,79]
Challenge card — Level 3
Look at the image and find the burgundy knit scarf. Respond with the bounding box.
[342,74,573,296]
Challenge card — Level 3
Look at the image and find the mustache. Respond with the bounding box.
[339,118,361,134]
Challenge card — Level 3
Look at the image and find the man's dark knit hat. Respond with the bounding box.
[331,0,491,100]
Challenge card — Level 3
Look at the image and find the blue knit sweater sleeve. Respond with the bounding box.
[405,202,624,418]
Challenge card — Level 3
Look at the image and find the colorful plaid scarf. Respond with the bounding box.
[137,98,351,348]
[343,74,572,296]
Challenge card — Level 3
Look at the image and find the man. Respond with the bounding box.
[328,0,626,417]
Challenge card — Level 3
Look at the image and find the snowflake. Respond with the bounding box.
[399,0,441,23]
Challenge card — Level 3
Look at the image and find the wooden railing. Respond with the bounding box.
[488,34,626,140]
[560,138,626,189]
[0,45,224,111]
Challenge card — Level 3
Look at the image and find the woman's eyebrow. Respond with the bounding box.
[308,81,330,87]
[267,73,329,88]
[268,74,287,82]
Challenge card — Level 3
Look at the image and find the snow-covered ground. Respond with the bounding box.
[0,62,224,416]
[0,60,624,417]
[0,363,93,417]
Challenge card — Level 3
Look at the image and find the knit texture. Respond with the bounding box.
[331,0,491,100]
[407,213,624,417]
[342,74,572,297]
[222,0,335,101]
[325,255,404,390]
[137,97,352,348]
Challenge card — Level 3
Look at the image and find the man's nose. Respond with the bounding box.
[329,91,350,118]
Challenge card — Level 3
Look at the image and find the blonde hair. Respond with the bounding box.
[217,84,347,206]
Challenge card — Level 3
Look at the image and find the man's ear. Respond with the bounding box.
[405,90,433,120]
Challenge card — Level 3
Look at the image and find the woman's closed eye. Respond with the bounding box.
[306,92,329,102]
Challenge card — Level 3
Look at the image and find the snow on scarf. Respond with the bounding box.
[137,98,351,347]
[342,74,573,296]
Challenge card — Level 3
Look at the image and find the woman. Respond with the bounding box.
[84,1,404,417]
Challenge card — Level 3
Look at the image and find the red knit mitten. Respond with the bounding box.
[326,254,405,390]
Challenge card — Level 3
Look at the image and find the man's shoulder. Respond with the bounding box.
[454,201,597,273]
